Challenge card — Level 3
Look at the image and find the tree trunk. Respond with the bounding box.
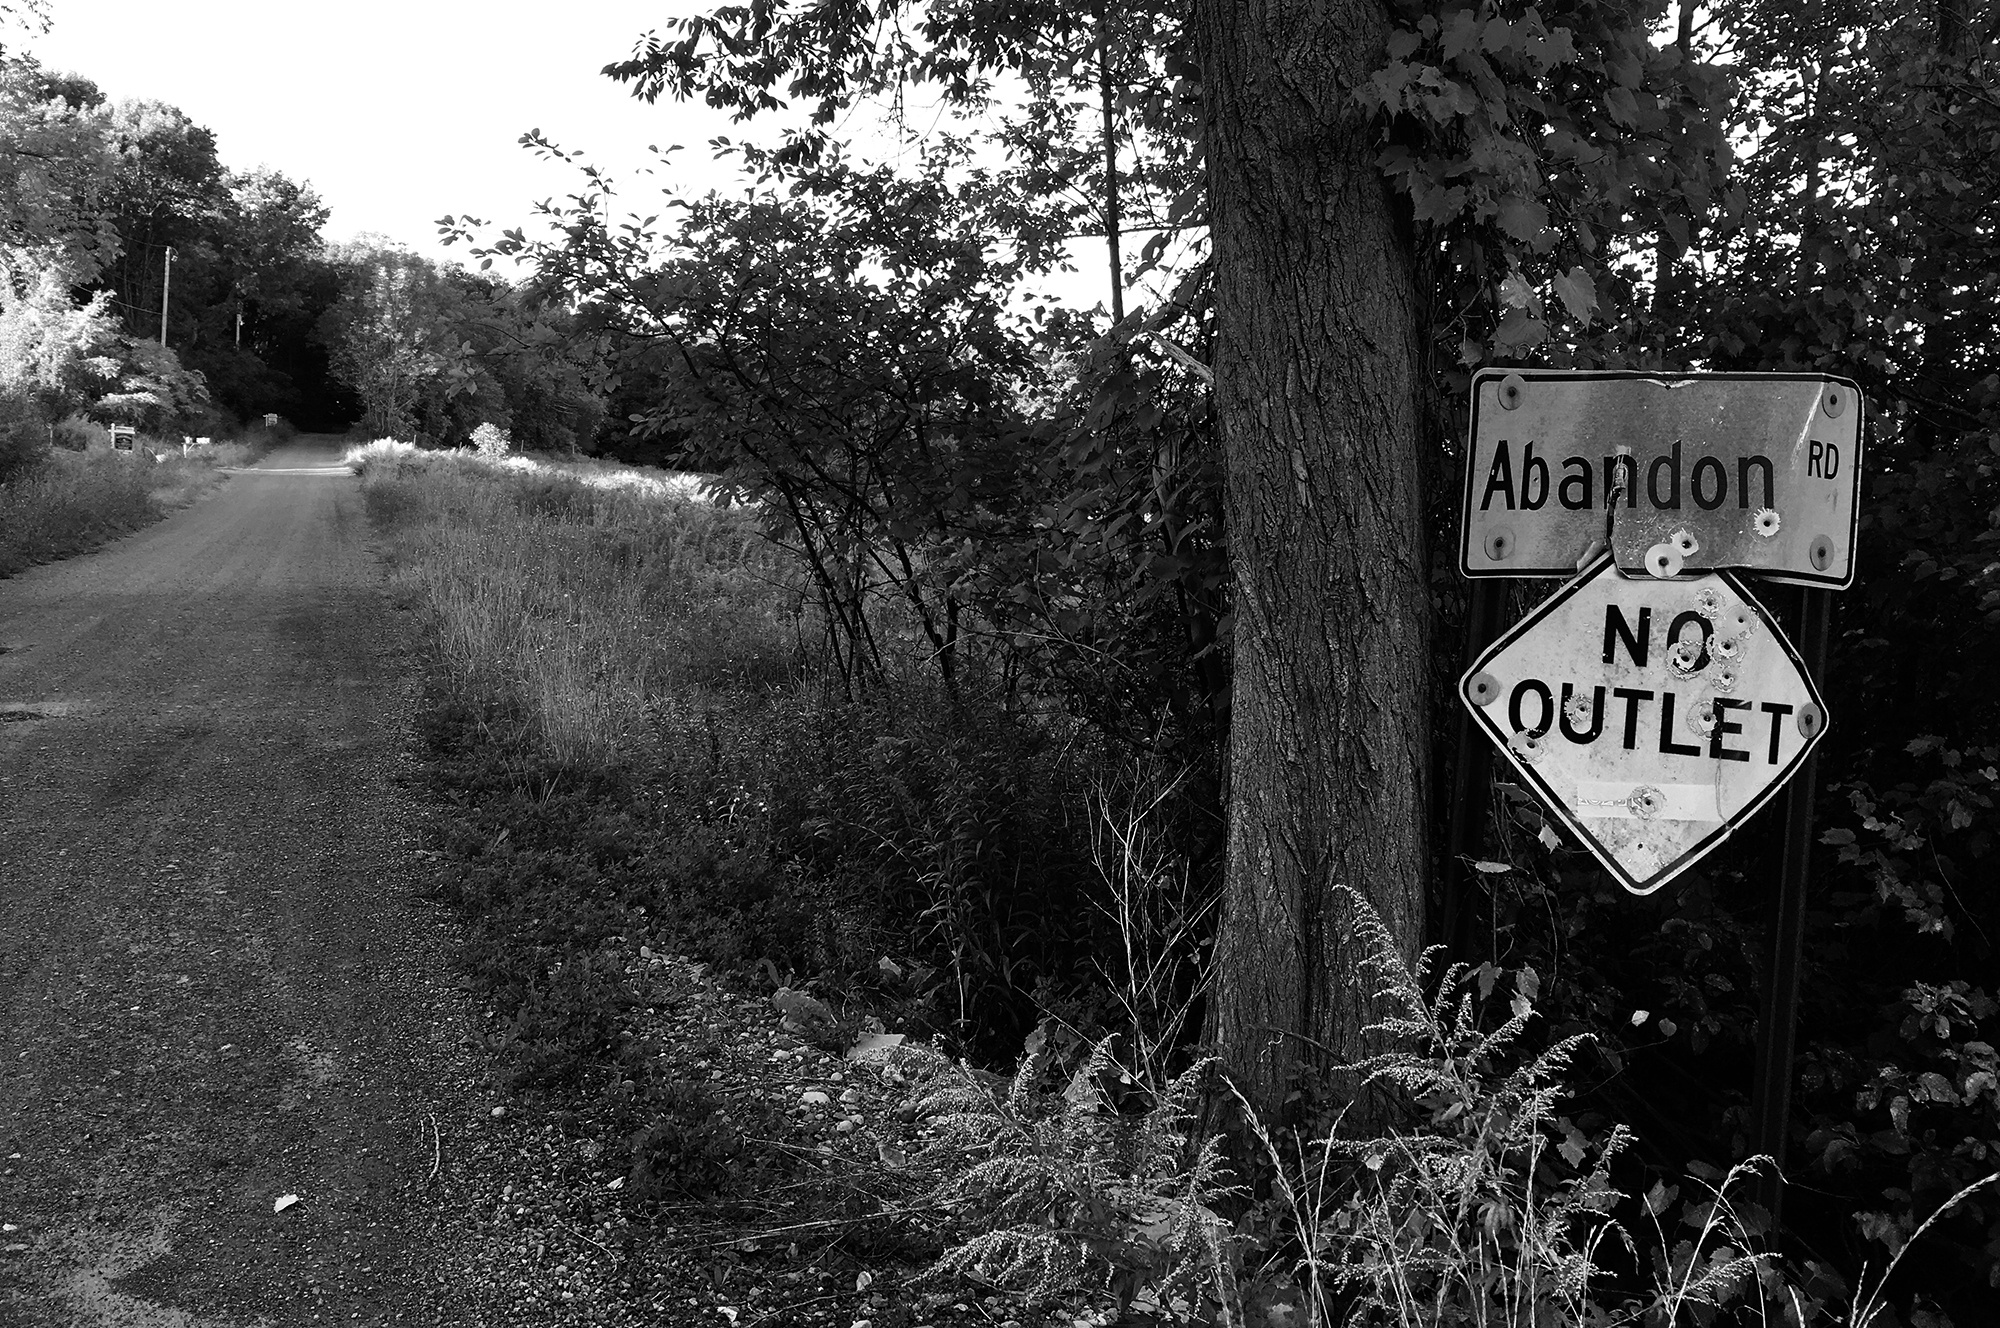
[1197,0,1432,1112]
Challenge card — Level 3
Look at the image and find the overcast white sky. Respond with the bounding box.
[18,0,1128,310]
[21,1,764,261]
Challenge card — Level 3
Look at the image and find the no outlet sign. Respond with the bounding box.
[1460,555,1829,893]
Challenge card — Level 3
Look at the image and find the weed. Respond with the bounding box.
[898,1039,1239,1319]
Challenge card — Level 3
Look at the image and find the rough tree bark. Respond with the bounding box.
[1197,0,1432,1112]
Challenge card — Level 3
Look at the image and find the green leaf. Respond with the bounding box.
[1493,308,1548,350]
[1496,195,1551,245]
[1552,265,1597,323]
[1604,86,1640,127]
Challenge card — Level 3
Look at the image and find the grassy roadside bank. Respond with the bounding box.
[354,442,1198,1327]
[0,438,269,578]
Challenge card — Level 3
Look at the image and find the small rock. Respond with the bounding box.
[490,1106,507,1119]
[799,1090,831,1107]
[836,1119,857,1135]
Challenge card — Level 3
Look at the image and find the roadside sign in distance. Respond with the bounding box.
[1460,555,1829,895]
[1460,370,1864,589]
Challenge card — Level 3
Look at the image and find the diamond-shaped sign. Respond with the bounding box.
[1460,555,1829,894]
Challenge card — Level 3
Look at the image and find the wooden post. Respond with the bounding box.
[1749,585,1834,1223]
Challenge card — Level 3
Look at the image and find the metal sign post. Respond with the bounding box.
[1440,580,1510,950]
[1749,586,1833,1223]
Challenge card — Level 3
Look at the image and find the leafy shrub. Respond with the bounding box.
[51,413,107,451]
[471,421,510,458]
[0,389,43,481]
[343,437,427,475]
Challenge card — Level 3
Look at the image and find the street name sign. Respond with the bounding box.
[1459,555,1829,894]
[1459,369,1864,588]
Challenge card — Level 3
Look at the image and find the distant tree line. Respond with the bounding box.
[0,50,618,472]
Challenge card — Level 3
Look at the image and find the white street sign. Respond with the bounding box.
[1460,555,1829,894]
[1460,370,1864,588]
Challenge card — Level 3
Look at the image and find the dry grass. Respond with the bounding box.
[356,446,794,768]
[0,445,237,577]
[346,438,713,501]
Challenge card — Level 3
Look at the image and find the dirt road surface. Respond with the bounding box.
[0,440,490,1326]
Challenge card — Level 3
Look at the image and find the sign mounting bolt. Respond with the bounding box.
[1499,373,1526,410]
[1809,534,1834,571]
[1645,543,1684,579]
[1821,385,1847,418]
[1467,672,1501,706]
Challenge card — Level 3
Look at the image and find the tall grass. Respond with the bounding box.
[0,445,239,577]
[359,445,1122,1052]
[356,445,792,769]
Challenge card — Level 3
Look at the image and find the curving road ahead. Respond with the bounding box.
[0,441,487,1326]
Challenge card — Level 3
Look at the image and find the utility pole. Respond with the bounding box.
[1095,1,1123,325]
[235,305,243,347]
[159,246,174,348]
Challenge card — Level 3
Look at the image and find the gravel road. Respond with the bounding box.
[0,440,493,1326]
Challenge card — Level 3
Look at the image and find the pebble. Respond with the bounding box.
[799,1090,830,1107]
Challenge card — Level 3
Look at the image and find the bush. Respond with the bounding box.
[51,413,107,451]
[471,421,510,458]
[0,392,43,482]
[344,437,428,476]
